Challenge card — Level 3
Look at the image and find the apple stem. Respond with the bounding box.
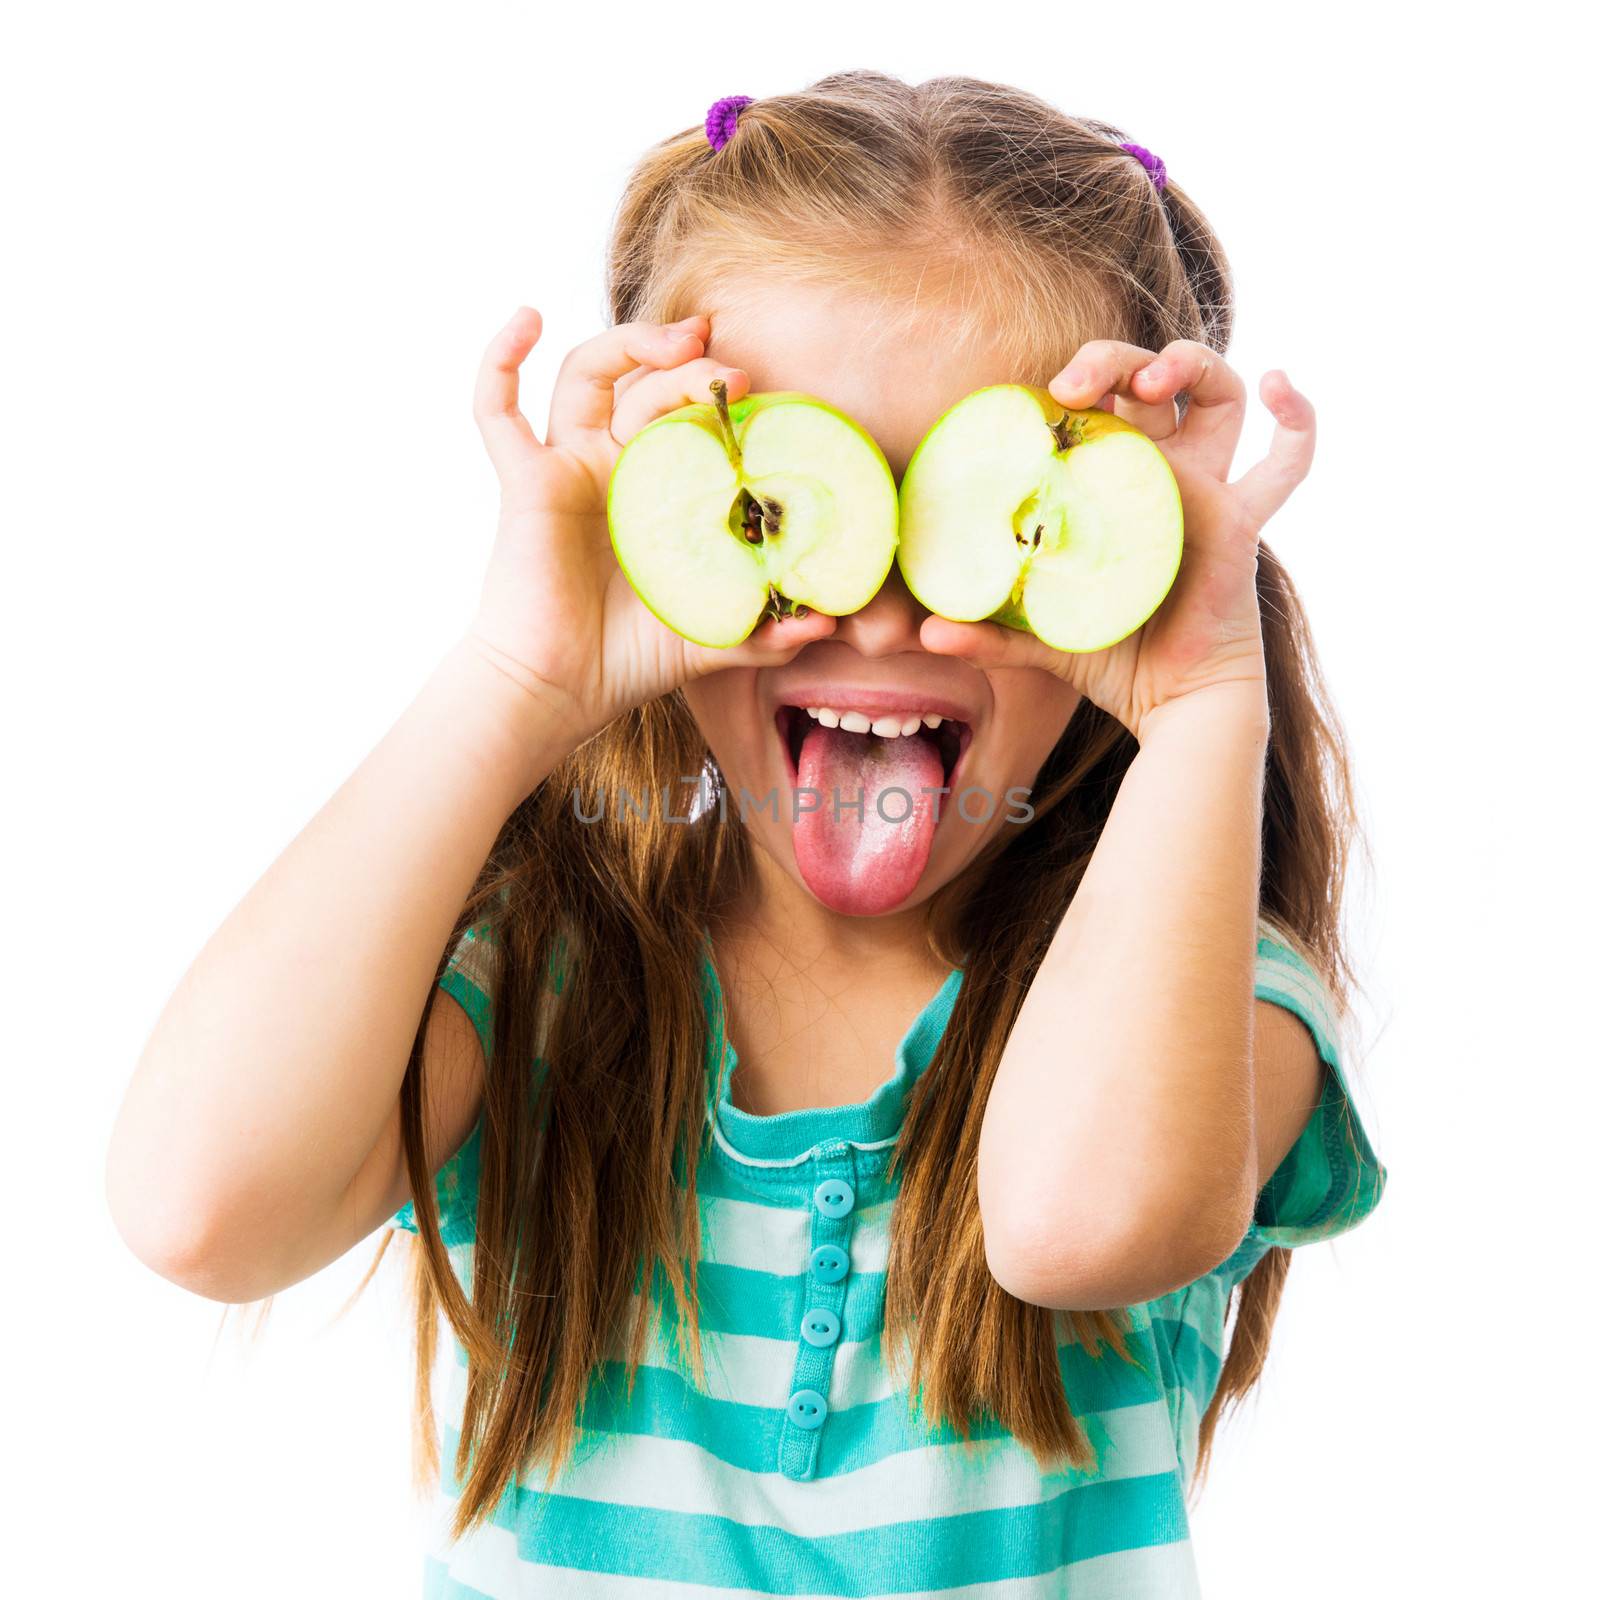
[709,378,743,474]
[1049,414,1081,452]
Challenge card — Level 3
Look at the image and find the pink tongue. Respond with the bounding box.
[793,723,944,915]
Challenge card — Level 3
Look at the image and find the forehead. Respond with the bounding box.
[700,278,1021,483]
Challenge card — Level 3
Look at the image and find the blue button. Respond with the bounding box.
[786,1388,829,1429]
[809,1243,849,1283]
[813,1177,855,1219]
[799,1306,841,1347]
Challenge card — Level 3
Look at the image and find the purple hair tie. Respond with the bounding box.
[1119,141,1168,192]
[705,95,754,152]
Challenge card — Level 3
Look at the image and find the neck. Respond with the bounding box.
[715,844,945,992]
[708,847,954,1117]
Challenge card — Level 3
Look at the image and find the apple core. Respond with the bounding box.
[897,385,1184,653]
[607,383,900,648]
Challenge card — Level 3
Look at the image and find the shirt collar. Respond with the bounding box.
[699,943,964,1164]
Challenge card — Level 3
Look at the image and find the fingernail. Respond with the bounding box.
[1141,361,1165,383]
[1059,364,1089,390]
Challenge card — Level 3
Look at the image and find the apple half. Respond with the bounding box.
[607,382,899,648]
[897,385,1183,652]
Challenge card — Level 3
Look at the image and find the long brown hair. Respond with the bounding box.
[242,70,1367,1537]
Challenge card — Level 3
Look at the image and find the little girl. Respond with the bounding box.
[109,70,1387,1597]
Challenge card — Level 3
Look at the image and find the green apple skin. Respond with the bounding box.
[607,390,900,649]
[896,384,1184,654]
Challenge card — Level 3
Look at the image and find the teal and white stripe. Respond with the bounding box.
[421,1507,1204,1600]
[392,918,1385,1596]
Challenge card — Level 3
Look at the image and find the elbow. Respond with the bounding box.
[104,1133,268,1305]
[983,1182,1256,1311]
[108,1201,279,1305]
[106,1189,222,1301]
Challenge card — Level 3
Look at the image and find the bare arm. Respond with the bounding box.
[938,336,1329,1312]
[105,634,571,1302]
[979,688,1304,1310]
[105,304,860,1304]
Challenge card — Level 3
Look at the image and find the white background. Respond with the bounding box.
[4,2,1593,1593]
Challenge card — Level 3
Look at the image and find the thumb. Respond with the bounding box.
[686,611,839,677]
[918,615,1067,673]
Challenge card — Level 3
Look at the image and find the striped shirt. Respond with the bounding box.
[392,920,1386,1596]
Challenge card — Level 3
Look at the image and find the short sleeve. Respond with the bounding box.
[389,922,500,1244]
[437,920,499,1064]
[1238,920,1388,1252]
[1204,921,1386,1297]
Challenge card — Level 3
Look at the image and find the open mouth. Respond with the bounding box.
[768,695,980,915]
[774,703,972,791]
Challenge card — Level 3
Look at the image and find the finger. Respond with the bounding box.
[1049,339,1177,440]
[546,315,711,447]
[1232,372,1316,527]
[611,363,655,402]
[611,361,750,446]
[684,610,839,673]
[472,307,546,480]
[613,340,703,402]
[918,614,1079,670]
[1131,339,1247,474]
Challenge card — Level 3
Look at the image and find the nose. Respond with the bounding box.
[828,561,929,658]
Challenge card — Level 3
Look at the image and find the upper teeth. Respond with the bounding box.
[804,706,946,737]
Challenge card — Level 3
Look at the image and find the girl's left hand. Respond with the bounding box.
[920,339,1314,743]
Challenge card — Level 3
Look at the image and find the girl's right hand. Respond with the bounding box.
[464,307,836,749]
